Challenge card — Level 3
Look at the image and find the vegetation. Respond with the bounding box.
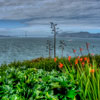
[0,67,79,100]
[50,22,58,57]
[0,54,100,100]
[59,40,66,57]
[46,40,53,58]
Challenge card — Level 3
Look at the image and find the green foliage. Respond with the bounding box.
[0,55,100,100]
[0,67,79,100]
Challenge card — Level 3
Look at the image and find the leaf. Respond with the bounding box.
[62,97,68,100]
[67,90,77,99]
[42,76,50,82]
[9,94,24,100]
[50,82,61,89]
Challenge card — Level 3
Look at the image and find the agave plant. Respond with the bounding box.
[50,22,59,58]
[59,40,66,57]
[46,40,53,58]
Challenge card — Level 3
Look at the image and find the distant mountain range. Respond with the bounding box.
[0,35,11,37]
[57,32,100,38]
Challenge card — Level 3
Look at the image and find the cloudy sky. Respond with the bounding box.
[0,0,100,36]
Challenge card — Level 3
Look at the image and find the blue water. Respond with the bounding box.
[0,37,100,65]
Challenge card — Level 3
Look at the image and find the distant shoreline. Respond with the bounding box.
[0,36,100,39]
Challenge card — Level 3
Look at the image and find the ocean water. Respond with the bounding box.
[0,37,100,65]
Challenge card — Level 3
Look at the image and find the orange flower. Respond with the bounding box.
[73,49,76,53]
[59,63,63,68]
[68,56,71,62]
[90,69,95,73]
[84,57,87,61]
[75,59,78,65]
[90,64,93,67]
[80,58,83,62]
[87,58,90,63]
[82,62,85,66]
[54,58,57,62]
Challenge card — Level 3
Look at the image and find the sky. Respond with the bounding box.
[0,0,100,37]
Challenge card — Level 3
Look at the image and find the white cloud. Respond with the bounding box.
[0,0,100,35]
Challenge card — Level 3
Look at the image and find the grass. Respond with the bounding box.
[0,55,100,100]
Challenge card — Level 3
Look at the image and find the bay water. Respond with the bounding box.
[0,37,100,65]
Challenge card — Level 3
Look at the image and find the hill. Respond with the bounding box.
[57,32,100,38]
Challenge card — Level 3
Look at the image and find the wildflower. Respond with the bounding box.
[73,49,76,53]
[75,59,78,65]
[90,69,95,73]
[80,48,83,52]
[90,64,93,67]
[59,63,63,68]
[68,56,71,62]
[84,57,87,61]
[87,58,90,63]
[82,62,85,66]
[80,58,83,62]
[54,58,57,62]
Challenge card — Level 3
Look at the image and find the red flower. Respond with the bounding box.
[73,49,76,53]
[80,58,83,62]
[68,56,71,62]
[80,48,83,52]
[54,58,57,62]
[82,62,85,66]
[75,59,78,65]
[87,58,90,63]
[59,63,63,68]
[84,57,87,61]
[90,69,95,73]
[90,64,93,67]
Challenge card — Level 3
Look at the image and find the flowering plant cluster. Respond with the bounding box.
[0,42,100,100]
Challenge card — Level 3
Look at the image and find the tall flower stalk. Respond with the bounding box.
[59,40,66,57]
[72,48,76,57]
[80,47,83,56]
[46,40,53,58]
[50,22,58,58]
[86,42,90,54]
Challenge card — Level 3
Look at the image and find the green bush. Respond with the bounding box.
[0,55,100,100]
[0,67,79,100]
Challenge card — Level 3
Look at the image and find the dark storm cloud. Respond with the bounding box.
[0,0,100,32]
